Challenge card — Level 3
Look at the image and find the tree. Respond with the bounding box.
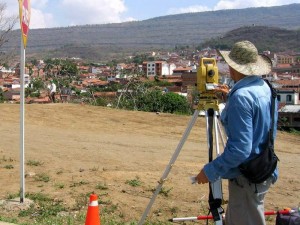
[0,3,18,65]
[115,76,191,114]
[44,59,79,78]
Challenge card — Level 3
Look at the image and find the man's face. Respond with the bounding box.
[229,66,239,82]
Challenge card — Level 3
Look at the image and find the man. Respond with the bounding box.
[196,40,278,225]
[49,80,57,103]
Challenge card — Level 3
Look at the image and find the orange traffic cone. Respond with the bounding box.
[85,193,101,225]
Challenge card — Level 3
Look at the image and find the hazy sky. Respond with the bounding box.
[4,0,300,29]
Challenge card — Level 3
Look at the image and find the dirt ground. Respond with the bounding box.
[0,103,299,224]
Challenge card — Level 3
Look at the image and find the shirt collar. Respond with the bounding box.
[228,76,261,97]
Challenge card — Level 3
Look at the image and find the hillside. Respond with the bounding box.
[3,4,300,61]
[0,104,299,224]
[200,26,300,52]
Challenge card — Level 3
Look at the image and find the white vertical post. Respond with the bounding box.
[20,38,25,203]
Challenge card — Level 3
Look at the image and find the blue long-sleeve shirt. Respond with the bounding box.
[203,76,278,183]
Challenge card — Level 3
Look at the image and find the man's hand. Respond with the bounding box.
[196,168,209,184]
[213,84,229,102]
[214,84,229,95]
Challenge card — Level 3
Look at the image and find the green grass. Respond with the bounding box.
[0,188,198,225]
[125,177,142,187]
[34,173,50,182]
[26,160,43,167]
[96,183,109,190]
[54,183,65,189]
[3,164,14,169]
[70,180,89,187]
[149,186,173,197]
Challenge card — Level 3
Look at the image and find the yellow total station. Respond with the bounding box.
[197,57,219,93]
[196,58,219,110]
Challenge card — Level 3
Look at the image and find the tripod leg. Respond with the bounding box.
[206,109,224,225]
[211,112,223,202]
[205,109,214,163]
[138,110,200,225]
[216,119,226,149]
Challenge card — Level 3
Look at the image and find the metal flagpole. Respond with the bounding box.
[18,0,31,203]
[20,28,25,203]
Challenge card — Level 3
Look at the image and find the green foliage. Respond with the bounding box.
[95,183,108,190]
[34,173,50,182]
[135,90,163,112]
[94,97,108,106]
[125,177,142,187]
[161,92,191,114]
[54,183,65,189]
[199,26,300,52]
[60,60,79,76]
[122,53,155,65]
[0,88,4,103]
[102,203,119,214]
[91,83,122,92]
[26,78,45,98]
[44,58,79,78]
[3,165,14,169]
[0,216,18,224]
[26,160,43,167]
[72,193,87,211]
[158,187,173,197]
[18,193,67,223]
[69,180,89,187]
[280,127,300,135]
[72,87,81,95]
[117,84,191,115]
[289,128,300,135]
[1,156,14,162]
[31,78,45,89]
[28,90,40,98]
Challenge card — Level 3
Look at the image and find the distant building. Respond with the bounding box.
[3,89,20,101]
[273,64,300,74]
[90,67,103,74]
[173,66,193,75]
[277,90,299,105]
[274,77,300,129]
[274,54,295,65]
[142,61,176,76]
[278,105,300,129]
[181,72,197,88]
[274,79,300,91]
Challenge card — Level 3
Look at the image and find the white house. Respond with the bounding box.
[145,61,176,76]
[146,61,156,76]
[277,90,299,105]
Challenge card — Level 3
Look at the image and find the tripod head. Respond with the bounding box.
[196,58,219,111]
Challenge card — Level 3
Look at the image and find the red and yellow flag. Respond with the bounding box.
[18,0,31,48]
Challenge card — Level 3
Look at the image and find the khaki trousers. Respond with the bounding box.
[225,175,272,225]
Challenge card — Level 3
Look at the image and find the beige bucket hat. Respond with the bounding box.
[218,40,272,76]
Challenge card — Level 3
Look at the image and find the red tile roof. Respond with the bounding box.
[93,92,117,97]
[276,64,292,68]
[173,66,193,72]
[275,79,300,86]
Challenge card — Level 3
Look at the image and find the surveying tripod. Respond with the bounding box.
[138,103,226,225]
[138,58,226,225]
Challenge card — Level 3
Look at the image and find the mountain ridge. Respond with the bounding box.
[3,3,300,61]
